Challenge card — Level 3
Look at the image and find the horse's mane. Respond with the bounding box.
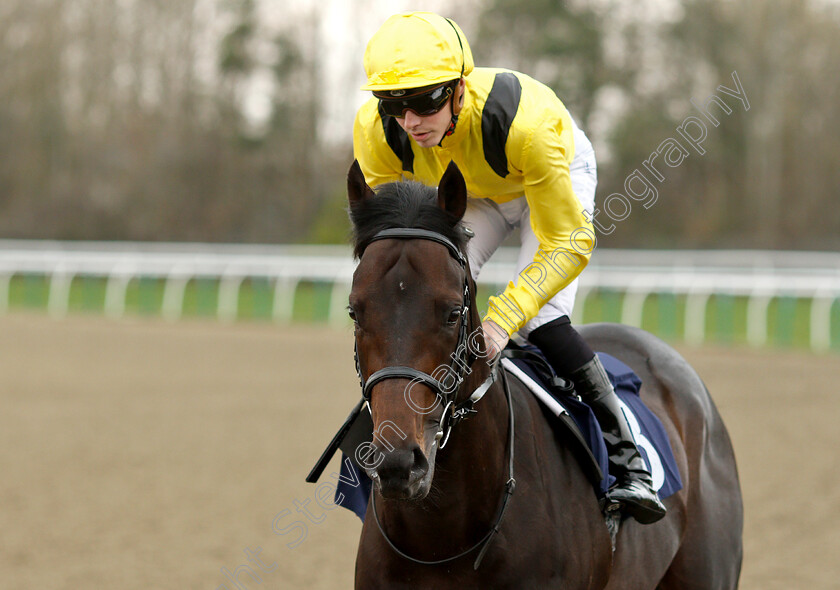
[349,180,467,259]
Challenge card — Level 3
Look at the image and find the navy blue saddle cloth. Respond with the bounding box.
[333,350,682,521]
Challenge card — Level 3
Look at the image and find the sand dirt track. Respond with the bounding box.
[0,315,838,589]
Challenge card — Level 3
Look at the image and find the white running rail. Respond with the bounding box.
[1,240,838,351]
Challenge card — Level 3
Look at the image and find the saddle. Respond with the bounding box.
[306,347,682,521]
[503,346,683,501]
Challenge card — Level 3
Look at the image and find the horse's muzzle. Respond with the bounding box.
[372,444,431,499]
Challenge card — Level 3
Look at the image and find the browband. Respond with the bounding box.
[368,228,466,268]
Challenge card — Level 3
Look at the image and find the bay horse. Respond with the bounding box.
[346,160,743,589]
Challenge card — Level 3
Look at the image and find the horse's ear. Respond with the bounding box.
[348,160,375,209]
[437,161,467,221]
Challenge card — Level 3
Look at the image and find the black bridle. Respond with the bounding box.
[354,228,481,445]
[354,227,516,570]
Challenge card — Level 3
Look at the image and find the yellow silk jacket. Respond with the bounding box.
[353,67,595,336]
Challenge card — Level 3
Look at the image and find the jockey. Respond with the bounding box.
[353,11,666,525]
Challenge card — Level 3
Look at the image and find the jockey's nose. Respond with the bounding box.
[402,110,422,129]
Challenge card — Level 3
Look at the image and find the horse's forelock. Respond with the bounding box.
[350,181,467,260]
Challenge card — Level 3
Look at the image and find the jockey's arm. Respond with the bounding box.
[483,116,595,338]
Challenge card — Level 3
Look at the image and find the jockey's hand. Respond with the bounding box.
[481,319,510,365]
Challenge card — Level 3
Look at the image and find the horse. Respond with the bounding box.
[345,159,743,589]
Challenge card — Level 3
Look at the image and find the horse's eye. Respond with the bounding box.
[348,306,357,323]
[446,308,463,325]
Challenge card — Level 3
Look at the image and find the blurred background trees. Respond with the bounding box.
[1,0,838,249]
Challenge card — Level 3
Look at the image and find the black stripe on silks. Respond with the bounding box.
[481,72,522,178]
[378,103,415,174]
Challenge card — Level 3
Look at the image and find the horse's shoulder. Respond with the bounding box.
[504,371,563,446]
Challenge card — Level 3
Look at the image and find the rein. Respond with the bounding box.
[356,227,517,570]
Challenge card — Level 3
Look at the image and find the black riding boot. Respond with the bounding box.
[570,355,667,524]
[528,317,666,525]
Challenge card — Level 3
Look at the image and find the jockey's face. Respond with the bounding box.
[391,79,464,148]
[393,105,452,147]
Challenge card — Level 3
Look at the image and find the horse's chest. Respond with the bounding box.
[358,528,610,590]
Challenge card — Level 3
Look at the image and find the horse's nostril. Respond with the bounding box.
[377,449,414,481]
[412,447,429,473]
[376,444,428,490]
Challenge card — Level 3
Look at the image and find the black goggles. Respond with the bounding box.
[375,81,456,118]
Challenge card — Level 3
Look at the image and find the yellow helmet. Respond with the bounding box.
[361,12,474,92]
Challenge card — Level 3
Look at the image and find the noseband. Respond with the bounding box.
[354,227,490,446]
